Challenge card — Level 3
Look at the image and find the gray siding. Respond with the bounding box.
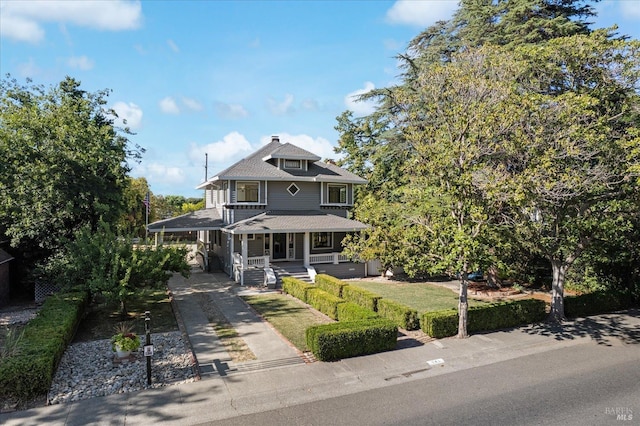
[314,262,365,279]
[267,181,319,210]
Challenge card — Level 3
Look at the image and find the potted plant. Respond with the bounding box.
[111,322,141,358]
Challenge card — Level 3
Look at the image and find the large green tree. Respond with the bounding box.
[500,32,640,320]
[0,76,141,282]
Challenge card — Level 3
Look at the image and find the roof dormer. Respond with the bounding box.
[261,136,321,172]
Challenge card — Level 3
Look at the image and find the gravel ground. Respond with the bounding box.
[47,331,197,405]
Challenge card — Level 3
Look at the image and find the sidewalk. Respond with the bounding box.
[1,270,638,426]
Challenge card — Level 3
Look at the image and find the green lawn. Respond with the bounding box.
[242,293,332,352]
[348,281,489,313]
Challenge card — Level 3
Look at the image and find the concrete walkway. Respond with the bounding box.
[168,270,303,378]
[1,270,639,426]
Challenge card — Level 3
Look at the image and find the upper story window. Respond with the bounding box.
[237,181,259,202]
[284,159,302,169]
[328,184,347,204]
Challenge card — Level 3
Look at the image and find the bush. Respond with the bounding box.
[421,299,547,338]
[306,288,344,320]
[565,290,633,318]
[282,277,315,303]
[315,274,348,298]
[0,291,88,400]
[305,320,397,361]
[342,285,382,312]
[421,309,459,339]
[377,298,420,330]
[337,302,379,322]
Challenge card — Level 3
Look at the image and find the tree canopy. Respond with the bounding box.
[337,0,640,327]
[0,76,142,284]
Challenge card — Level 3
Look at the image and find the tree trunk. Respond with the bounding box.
[548,260,568,322]
[487,265,502,289]
[458,273,469,338]
[120,299,128,320]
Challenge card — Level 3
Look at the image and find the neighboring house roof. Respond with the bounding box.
[0,249,14,265]
[224,210,368,234]
[147,208,223,233]
[196,138,367,189]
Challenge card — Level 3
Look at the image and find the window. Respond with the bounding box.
[287,183,300,196]
[312,232,333,249]
[285,159,301,169]
[247,233,255,241]
[328,184,347,204]
[237,181,259,202]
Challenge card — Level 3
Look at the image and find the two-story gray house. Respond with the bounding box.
[148,136,369,286]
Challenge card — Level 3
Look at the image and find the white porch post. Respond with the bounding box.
[241,233,248,286]
[303,232,310,267]
[229,233,234,277]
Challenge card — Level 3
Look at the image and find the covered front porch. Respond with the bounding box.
[225,210,368,286]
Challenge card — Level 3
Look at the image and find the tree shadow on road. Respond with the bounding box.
[520,308,639,346]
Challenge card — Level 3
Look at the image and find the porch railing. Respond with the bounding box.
[233,253,270,269]
[309,253,350,265]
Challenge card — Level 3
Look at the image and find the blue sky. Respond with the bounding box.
[2,1,639,198]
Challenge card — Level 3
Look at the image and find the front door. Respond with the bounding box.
[273,233,287,260]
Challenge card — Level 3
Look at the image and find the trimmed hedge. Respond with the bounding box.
[305,319,397,361]
[0,291,88,400]
[342,285,382,312]
[282,276,315,303]
[565,290,633,318]
[337,301,379,322]
[421,299,547,338]
[306,288,344,320]
[421,309,459,339]
[377,298,420,330]
[315,274,348,298]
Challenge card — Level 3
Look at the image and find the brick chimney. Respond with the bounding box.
[271,135,280,143]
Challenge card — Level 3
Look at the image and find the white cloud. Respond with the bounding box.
[67,55,94,70]
[111,101,143,129]
[213,101,249,119]
[159,96,180,114]
[344,82,377,117]
[386,0,458,27]
[133,163,186,186]
[620,2,640,18]
[267,94,294,115]
[264,133,337,162]
[167,39,179,53]
[182,97,203,112]
[301,99,319,111]
[188,131,254,166]
[0,0,142,43]
[0,11,44,43]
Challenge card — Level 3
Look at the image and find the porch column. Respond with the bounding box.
[303,232,310,267]
[241,233,248,286]
[229,233,234,277]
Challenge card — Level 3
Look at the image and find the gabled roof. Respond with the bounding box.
[197,137,367,189]
[262,143,321,162]
[224,210,368,234]
[148,208,223,233]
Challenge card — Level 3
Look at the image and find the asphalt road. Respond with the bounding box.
[205,342,639,426]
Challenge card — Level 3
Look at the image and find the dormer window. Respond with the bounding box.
[284,159,302,169]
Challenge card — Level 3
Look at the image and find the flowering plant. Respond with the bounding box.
[111,322,141,352]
